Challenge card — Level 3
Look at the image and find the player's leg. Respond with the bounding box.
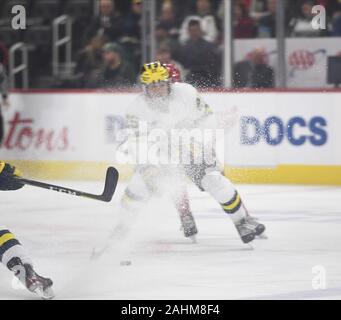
[171,186,198,241]
[136,166,198,240]
[116,168,153,236]
[92,166,154,259]
[109,169,150,239]
[115,165,198,241]
[201,170,265,243]
[185,164,265,244]
[0,162,54,298]
[101,165,154,243]
[0,226,54,299]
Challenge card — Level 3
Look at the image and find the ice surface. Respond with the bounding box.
[1,182,341,300]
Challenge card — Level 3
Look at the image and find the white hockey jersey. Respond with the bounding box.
[124,82,214,134]
[116,82,229,169]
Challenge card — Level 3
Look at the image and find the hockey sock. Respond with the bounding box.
[0,227,33,268]
[220,191,246,224]
[173,190,191,215]
[201,172,247,224]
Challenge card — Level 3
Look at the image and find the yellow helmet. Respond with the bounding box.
[140,61,170,85]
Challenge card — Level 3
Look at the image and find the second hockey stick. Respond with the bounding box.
[13,167,119,202]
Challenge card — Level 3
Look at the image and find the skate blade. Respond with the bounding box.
[189,235,197,244]
[34,286,55,300]
[90,243,110,260]
[246,243,254,250]
[90,248,103,260]
[256,233,268,240]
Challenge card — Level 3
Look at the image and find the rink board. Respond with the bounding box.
[1,91,340,184]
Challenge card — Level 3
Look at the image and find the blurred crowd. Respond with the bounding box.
[74,0,223,89]
[77,0,341,90]
[0,0,341,89]
[234,0,341,38]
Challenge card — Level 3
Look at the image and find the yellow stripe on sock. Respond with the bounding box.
[222,194,241,211]
[0,161,5,173]
[0,233,15,246]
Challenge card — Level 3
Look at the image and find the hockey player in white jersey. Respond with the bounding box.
[115,61,265,245]
[0,161,54,299]
[160,63,198,240]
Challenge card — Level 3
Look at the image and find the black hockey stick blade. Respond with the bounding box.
[13,167,119,203]
[99,166,119,202]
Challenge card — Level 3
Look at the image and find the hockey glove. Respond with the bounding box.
[0,161,24,190]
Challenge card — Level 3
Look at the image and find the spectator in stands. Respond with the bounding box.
[120,0,143,74]
[122,0,142,41]
[289,1,326,37]
[249,0,271,21]
[155,23,181,59]
[257,0,277,37]
[329,0,341,36]
[158,2,180,38]
[84,0,123,44]
[331,10,341,36]
[233,2,257,38]
[233,48,274,88]
[156,23,171,48]
[241,0,253,10]
[0,41,8,67]
[75,35,108,88]
[156,45,186,80]
[0,63,9,144]
[326,0,341,17]
[179,0,219,45]
[87,42,135,89]
[179,19,221,87]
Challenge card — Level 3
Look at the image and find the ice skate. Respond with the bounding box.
[7,257,54,300]
[235,219,257,244]
[180,212,198,242]
[245,215,266,237]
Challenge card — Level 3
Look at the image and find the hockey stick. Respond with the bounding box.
[13,167,119,203]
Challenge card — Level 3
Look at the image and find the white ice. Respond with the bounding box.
[0,181,341,300]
